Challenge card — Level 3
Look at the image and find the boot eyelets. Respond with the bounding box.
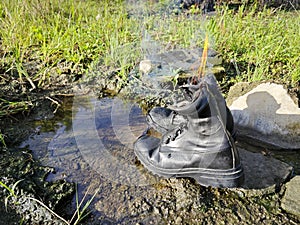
[134,75,243,188]
[164,137,171,144]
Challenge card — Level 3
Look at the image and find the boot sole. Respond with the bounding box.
[134,146,244,188]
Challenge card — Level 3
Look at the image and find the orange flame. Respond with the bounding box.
[197,34,209,79]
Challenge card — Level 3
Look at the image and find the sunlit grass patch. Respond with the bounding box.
[1,0,298,87]
[0,0,141,87]
[0,0,299,118]
[208,5,300,84]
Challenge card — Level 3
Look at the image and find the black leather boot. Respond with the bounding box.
[134,75,244,188]
[147,79,236,139]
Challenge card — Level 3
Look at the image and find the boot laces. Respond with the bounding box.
[164,125,184,144]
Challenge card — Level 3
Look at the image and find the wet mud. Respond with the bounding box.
[1,88,298,224]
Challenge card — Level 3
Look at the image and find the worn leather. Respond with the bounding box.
[134,74,244,187]
[147,77,236,137]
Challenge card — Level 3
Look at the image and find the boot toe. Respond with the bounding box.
[147,107,174,133]
[134,135,160,160]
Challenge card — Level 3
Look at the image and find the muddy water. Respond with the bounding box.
[20,94,300,224]
[20,94,161,223]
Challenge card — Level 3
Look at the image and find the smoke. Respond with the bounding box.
[71,0,220,187]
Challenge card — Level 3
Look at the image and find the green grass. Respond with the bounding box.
[0,0,299,118]
[207,4,300,83]
[0,0,141,86]
[144,4,300,84]
[0,179,99,224]
[0,132,6,147]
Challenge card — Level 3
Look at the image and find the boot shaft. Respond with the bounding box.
[171,75,231,131]
[134,74,244,188]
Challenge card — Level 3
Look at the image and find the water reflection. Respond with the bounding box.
[73,95,158,186]
[19,93,298,190]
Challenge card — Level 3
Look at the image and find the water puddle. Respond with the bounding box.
[21,95,149,182]
[19,92,300,223]
[19,94,165,222]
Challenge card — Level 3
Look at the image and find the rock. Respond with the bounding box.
[175,216,183,225]
[238,148,293,192]
[139,48,224,84]
[228,82,300,149]
[177,0,215,12]
[139,59,153,74]
[281,176,300,217]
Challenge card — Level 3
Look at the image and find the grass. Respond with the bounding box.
[207,4,300,83]
[143,3,300,84]
[69,185,100,225]
[0,1,298,93]
[0,179,22,211]
[0,132,6,147]
[0,179,99,225]
[0,0,299,141]
[0,0,141,87]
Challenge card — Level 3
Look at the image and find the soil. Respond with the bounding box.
[0,68,299,224]
[0,99,75,224]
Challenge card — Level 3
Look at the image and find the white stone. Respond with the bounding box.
[139,59,153,74]
[229,83,300,149]
[281,176,300,217]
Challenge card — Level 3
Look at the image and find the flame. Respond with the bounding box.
[197,34,209,79]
